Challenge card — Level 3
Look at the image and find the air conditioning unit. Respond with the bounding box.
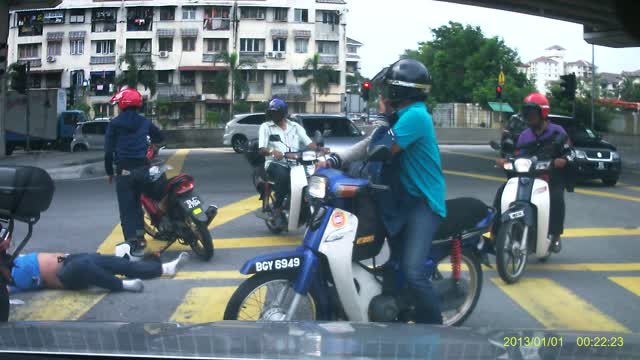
[266,52,274,58]
[46,55,56,63]
[159,51,169,58]
[276,52,284,59]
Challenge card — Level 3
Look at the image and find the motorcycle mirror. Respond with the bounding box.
[489,140,501,151]
[368,145,392,162]
[269,134,282,143]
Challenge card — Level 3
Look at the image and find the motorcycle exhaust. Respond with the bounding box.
[205,205,218,226]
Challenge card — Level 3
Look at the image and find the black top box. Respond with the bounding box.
[0,166,54,220]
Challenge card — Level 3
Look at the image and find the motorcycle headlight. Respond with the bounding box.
[574,150,587,159]
[503,162,514,171]
[514,158,533,173]
[302,151,317,162]
[308,176,328,199]
[611,151,620,160]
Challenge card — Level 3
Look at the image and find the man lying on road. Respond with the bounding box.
[7,250,189,294]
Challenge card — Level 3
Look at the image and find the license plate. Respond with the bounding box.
[255,257,301,272]
[183,196,202,210]
[597,162,606,170]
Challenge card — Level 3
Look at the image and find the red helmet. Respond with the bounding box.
[523,92,550,119]
[111,88,143,110]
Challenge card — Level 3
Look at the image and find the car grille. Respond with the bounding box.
[585,150,611,160]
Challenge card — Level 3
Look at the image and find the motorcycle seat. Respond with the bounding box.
[434,197,490,240]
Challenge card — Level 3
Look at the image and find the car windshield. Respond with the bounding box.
[2,1,639,358]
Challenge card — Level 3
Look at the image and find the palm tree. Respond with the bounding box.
[115,53,157,96]
[299,53,335,113]
[214,51,255,115]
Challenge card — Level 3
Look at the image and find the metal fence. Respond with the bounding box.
[433,103,498,128]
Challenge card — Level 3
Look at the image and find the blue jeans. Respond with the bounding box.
[57,253,162,291]
[389,196,443,324]
[115,164,149,241]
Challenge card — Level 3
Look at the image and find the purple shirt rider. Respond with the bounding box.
[516,122,569,157]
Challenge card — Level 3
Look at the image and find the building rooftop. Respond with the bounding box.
[566,60,592,67]
[545,45,566,51]
[346,37,364,46]
[600,72,622,84]
[529,56,558,64]
[622,69,640,77]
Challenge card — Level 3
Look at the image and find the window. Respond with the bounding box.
[240,7,266,20]
[180,71,195,86]
[127,7,153,31]
[320,11,339,24]
[240,38,264,52]
[94,103,115,118]
[126,39,151,53]
[317,41,338,54]
[203,6,231,30]
[182,6,196,20]
[274,8,288,22]
[70,9,85,23]
[95,40,115,54]
[238,114,266,125]
[294,9,308,22]
[205,38,228,53]
[157,70,173,84]
[43,10,65,24]
[347,45,357,54]
[242,70,258,82]
[18,44,40,58]
[91,8,117,32]
[159,38,173,52]
[295,38,308,53]
[159,7,175,20]
[328,71,340,85]
[45,73,61,88]
[47,41,61,56]
[272,71,286,85]
[70,39,84,55]
[81,123,99,135]
[17,11,44,36]
[272,38,286,52]
[182,37,196,51]
[29,75,42,89]
[63,112,78,126]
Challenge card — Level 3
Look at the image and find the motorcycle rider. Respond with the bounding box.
[495,92,573,253]
[105,87,164,259]
[319,59,447,324]
[258,98,319,228]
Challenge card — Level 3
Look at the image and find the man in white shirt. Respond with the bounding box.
[258,98,317,227]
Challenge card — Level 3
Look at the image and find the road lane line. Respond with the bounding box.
[563,227,640,237]
[441,150,497,161]
[491,278,630,333]
[171,271,249,280]
[618,182,640,192]
[145,235,298,254]
[170,286,237,323]
[208,196,262,230]
[97,150,191,254]
[11,291,107,321]
[444,169,640,202]
[609,277,640,296]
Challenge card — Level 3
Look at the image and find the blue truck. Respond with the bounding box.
[5,89,88,155]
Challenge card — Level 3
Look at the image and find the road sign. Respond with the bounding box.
[498,71,506,86]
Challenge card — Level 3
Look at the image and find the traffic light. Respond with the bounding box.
[560,73,577,100]
[495,85,503,100]
[360,81,370,101]
[9,63,27,94]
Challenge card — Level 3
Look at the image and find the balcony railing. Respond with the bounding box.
[243,82,264,97]
[157,85,197,100]
[17,58,42,68]
[315,23,340,41]
[271,84,310,101]
[90,55,116,64]
[203,18,230,31]
[130,53,152,64]
[239,52,266,63]
[202,53,226,63]
[318,54,338,64]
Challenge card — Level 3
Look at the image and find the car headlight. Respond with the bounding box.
[308,176,328,199]
[611,151,620,160]
[514,158,533,173]
[574,150,587,159]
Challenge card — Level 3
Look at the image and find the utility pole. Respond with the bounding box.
[0,0,8,158]
[230,0,239,117]
[25,61,31,152]
[591,44,596,129]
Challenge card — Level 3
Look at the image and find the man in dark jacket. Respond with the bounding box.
[105,88,164,259]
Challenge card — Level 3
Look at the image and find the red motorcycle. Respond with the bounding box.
[140,145,218,261]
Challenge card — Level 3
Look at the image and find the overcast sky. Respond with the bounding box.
[346,0,640,78]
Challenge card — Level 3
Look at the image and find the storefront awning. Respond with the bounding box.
[157,29,175,38]
[27,69,64,74]
[487,102,514,113]
[271,29,288,39]
[69,31,86,40]
[46,31,64,41]
[180,28,198,37]
[293,30,311,38]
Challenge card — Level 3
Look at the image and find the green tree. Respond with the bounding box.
[254,101,267,113]
[214,52,255,115]
[346,70,367,93]
[155,99,172,129]
[233,100,250,113]
[208,70,230,99]
[299,53,335,113]
[205,111,221,128]
[403,22,535,111]
[620,76,640,102]
[547,83,612,132]
[115,53,157,95]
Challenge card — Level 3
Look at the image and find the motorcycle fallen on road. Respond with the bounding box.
[224,146,495,326]
[134,144,218,261]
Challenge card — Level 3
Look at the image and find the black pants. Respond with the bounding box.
[266,163,290,209]
[115,161,149,241]
[57,253,162,291]
[493,179,565,236]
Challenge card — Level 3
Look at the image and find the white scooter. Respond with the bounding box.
[491,141,557,284]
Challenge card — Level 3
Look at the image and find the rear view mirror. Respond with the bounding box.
[368,145,392,162]
[489,140,501,151]
[268,134,282,142]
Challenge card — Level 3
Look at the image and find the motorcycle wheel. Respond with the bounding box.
[143,206,159,238]
[186,218,214,261]
[495,219,529,284]
[440,249,483,327]
[0,285,9,322]
[224,272,321,321]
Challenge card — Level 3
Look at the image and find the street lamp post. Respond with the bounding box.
[591,44,596,129]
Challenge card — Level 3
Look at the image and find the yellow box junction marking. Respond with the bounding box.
[11,291,106,321]
[609,277,640,297]
[170,286,237,323]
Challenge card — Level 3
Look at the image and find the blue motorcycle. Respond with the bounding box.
[224,147,495,326]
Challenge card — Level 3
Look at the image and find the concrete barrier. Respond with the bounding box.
[162,127,501,149]
[602,133,640,169]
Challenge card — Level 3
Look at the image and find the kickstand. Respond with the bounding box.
[154,237,179,257]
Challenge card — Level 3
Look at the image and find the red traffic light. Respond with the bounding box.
[496,85,502,93]
[363,81,370,89]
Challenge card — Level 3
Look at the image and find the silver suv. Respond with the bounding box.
[70,120,110,152]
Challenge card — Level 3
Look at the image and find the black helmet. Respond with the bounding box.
[378,59,432,106]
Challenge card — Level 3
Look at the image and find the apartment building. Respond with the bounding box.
[7,0,349,127]
[345,37,362,75]
[521,45,593,94]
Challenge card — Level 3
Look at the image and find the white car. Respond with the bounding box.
[223,113,267,153]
